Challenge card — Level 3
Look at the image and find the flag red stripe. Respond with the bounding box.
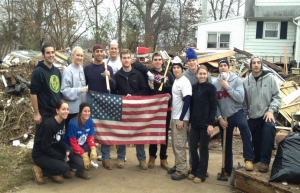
[96,131,165,137]
[122,101,168,108]
[122,108,167,115]
[94,123,165,130]
[95,139,166,145]
[122,94,168,100]
[121,116,166,122]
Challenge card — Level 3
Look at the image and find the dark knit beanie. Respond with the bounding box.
[93,44,103,52]
[79,102,90,113]
[218,58,229,68]
[186,48,198,62]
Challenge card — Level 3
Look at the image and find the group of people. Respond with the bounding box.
[30,40,282,185]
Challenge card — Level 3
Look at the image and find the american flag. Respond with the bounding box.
[87,91,169,145]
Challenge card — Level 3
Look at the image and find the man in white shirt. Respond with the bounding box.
[167,60,192,180]
[107,40,122,75]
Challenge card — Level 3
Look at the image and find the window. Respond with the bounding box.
[207,34,217,48]
[207,32,230,49]
[264,22,280,38]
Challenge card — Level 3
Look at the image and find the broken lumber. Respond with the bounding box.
[57,47,70,52]
[197,51,235,64]
[8,55,14,62]
[55,51,68,61]
[207,61,218,68]
[233,47,284,73]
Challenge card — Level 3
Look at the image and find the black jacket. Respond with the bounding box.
[190,82,218,129]
[32,117,71,161]
[29,61,61,115]
[115,66,149,96]
[132,62,174,107]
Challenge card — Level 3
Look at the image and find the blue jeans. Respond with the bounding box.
[117,145,146,161]
[101,145,111,162]
[248,113,277,164]
[219,109,255,174]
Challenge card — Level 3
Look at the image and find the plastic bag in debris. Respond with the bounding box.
[293,124,300,132]
[269,131,300,184]
[4,72,30,96]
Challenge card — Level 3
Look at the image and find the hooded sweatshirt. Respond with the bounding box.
[183,68,212,85]
[213,72,244,118]
[29,61,61,115]
[243,71,282,119]
[60,64,87,114]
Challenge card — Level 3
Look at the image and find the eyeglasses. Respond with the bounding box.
[153,59,162,61]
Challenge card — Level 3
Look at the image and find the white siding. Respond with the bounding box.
[244,21,295,63]
[196,17,245,53]
[256,0,300,6]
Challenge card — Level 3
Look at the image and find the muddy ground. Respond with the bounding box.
[3,135,247,193]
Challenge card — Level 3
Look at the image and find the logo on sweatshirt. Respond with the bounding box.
[50,75,60,93]
[217,90,230,99]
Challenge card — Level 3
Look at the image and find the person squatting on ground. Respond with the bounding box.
[213,58,255,176]
[61,46,88,128]
[243,56,282,173]
[183,48,213,174]
[167,58,192,180]
[31,100,72,184]
[84,44,116,170]
[132,52,174,170]
[114,49,150,170]
[63,102,99,179]
[30,43,61,133]
[188,65,217,184]
[107,40,122,75]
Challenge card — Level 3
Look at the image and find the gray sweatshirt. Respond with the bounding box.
[243,71,282,119]
[61,64,87,114]
[183,68,212,85]
[213,72,244,118]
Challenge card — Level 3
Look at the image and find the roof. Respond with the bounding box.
[192,16,244,27]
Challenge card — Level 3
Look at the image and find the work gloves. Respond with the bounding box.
[90,146,97,161]
[81,152,91,170]
[147,71,155,81]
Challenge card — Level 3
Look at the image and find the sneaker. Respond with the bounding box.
[102,160,112,170]
[217,172,231,177]
[148,156,155,169]
[188,174,195,180]
[160,159,169,170]
[49,175,64,183]
[245,161,254,171]
[140,160,148,170]
[188,166,192,174]
[259,162,269,173]
[171,171,187,180]
[75,169,91,180]
[167,166,176,174]
[63,171,72,179]
[194,177,202,184]
[117,159,125,168]
[32,166,46,185]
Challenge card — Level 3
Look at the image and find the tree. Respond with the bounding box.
[128,0,167,48]
[207,0,244,21]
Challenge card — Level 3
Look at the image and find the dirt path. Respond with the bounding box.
[18,146,245,193]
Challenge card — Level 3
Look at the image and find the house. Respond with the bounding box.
[244,0,300,65]
[193,16,245,53]
[193,0,300,66]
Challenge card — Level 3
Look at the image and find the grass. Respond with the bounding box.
[0,144,34,193]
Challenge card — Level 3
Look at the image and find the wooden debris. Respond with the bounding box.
[55,51,68,61]
[234,47,284,73]
[8,55,14,62]
[197,51,235,64]
[57,47,70,52]
[207,61,218,68]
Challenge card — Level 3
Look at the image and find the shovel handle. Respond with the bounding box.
[158,57,171,91]
[222,117,227,169]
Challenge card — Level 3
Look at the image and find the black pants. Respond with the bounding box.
[69,143,99,170]
[35,114,52,134]
[33,147,72,176]
[149,111,171,160]
[190,127,210,181]
[65,113,78,129]
[248,113,277,164]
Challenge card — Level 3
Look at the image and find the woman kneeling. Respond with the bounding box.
[32,100,72,184]
[63,102,98,179]
[188,65,217,183]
